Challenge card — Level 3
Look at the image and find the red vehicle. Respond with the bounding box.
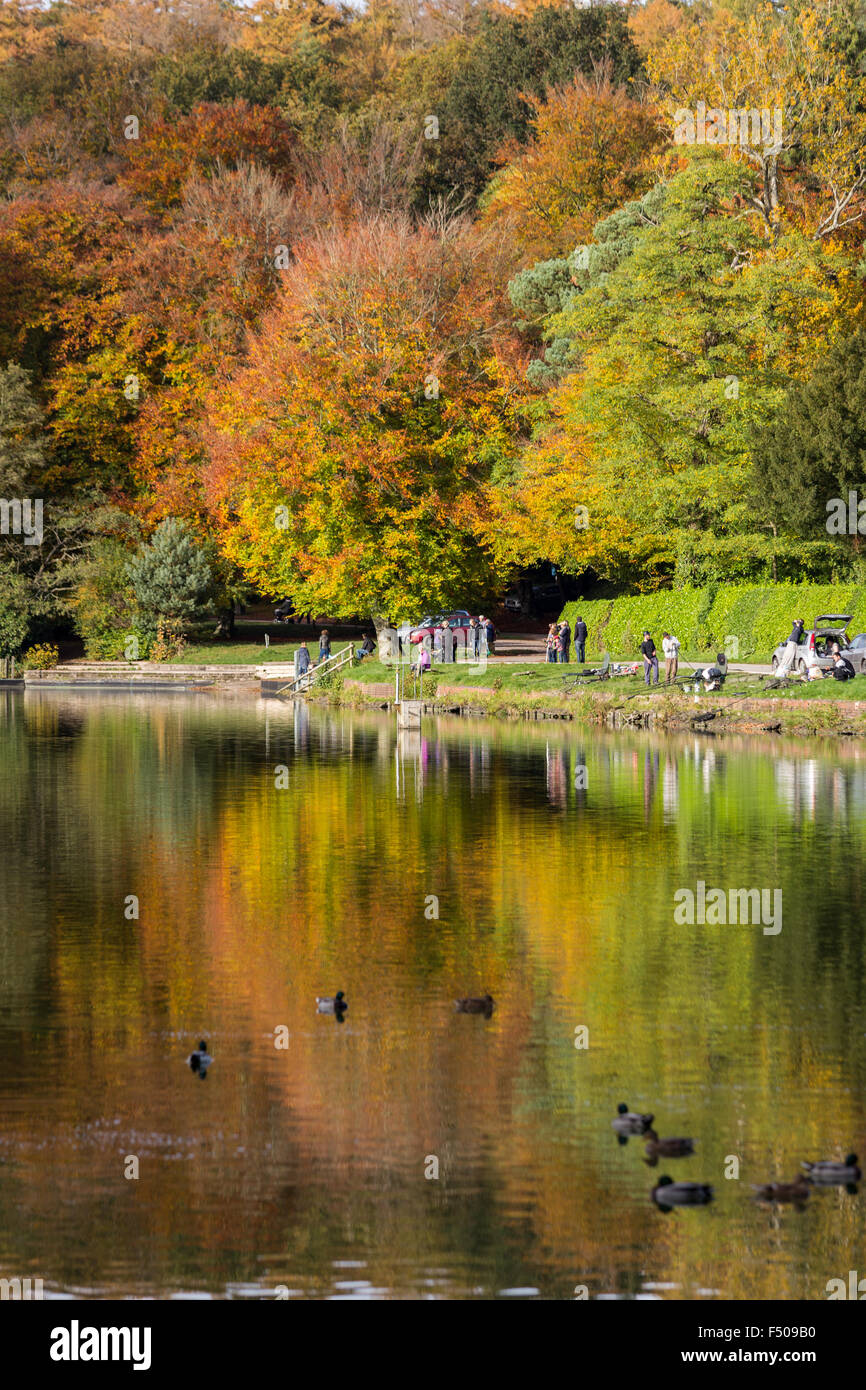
[408,611,473,647]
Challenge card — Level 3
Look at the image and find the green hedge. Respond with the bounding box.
[561,585,866,660]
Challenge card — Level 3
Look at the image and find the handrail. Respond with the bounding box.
[277,643,356,696]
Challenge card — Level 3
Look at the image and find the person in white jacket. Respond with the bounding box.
[661,632,680,685]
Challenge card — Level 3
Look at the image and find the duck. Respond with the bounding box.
[455,994,495,1016]
[801,1153,861,1183]
[316,991,348,1014]
[187,1040,213,1075]
[651,1176,713,1207]
[643,1130,695,1166]
[751,1176,810,1202]
[612,1102,654,1135]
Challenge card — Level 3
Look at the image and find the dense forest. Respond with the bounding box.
[2,0,866,655]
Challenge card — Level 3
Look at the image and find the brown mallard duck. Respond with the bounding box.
[643,1130,695,1166]
[751,1175,810,1202]
[455,994,494,1016]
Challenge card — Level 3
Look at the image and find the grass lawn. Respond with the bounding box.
[344,660,566,690]
[345,659,866,702]
[176,642,306,664]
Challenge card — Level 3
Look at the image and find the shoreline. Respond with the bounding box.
[19,663,866,739]
[316,677,866,739]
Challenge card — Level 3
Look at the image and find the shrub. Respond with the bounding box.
[21,643,59,670]
[149,619,187,662]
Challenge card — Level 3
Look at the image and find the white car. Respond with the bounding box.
[771,615,863,674]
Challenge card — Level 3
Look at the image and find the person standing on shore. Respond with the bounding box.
[641,630,659,686]
[559,619,571,664]
[574,616,588,665]
[546,624,559,663]
[776,618,805,676]
[318,629,331,663]
[662,631,680,684]
[442,622,454,664]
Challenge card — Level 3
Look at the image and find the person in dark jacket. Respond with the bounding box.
[641,631,659,686]
[831,651,856,681]
[468,617,480,658]
[318,629,331,662]
[558,620,571,664]
[776,618,805,676]
[295,642,311,675]
[483,617,496,655]
[356,634,375,661]
[575,616,588,664]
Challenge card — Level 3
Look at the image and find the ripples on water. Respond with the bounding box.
[0,690,864,1299]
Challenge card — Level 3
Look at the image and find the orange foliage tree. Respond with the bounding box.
[203,213,532,620]
[481,66,664,262]
[120,100,296,216]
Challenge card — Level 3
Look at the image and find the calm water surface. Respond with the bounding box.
[1,690,865,1300]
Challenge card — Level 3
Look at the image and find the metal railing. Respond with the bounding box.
[277,643,356,696]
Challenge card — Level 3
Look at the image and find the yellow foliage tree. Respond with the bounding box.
[643,2,866,237]
[481,65,664,262]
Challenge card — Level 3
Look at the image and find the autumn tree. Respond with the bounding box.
[120,99,296,215]
[495,151,862,589]
[396,2,644,205]
[754,327,866,568]
[643,2,866,237]
[204,213,531,621]
[481,65,663,262]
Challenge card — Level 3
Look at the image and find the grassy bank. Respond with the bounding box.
[337,659,866,734]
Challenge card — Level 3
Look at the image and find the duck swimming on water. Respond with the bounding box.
[455,994,495,1016]
[316,991,348,1014]
[651,1176,713,1208]
[612,1102,654,1136]
[187,1041,213,1077]
[801,1153,860,1184]
[643,1130,695,1166]
[751,1176,810,1203]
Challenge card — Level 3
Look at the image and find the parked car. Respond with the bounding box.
[771,614,862,674]
[846,633,866,671]
[409,611,472,646]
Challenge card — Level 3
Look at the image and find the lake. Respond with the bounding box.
[1,690,864,1300]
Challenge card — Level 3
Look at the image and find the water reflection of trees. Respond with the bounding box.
[1,696,866,1297]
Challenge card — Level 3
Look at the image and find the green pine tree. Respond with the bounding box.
[127,518,213,625]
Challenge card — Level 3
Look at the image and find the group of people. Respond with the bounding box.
[293,630,334,677]
[776,618,856,681]
[545,617,588,664]
[639,631,682,686]
[437,615,496,661]
[804,643,855,682]
[411,616,496,675]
